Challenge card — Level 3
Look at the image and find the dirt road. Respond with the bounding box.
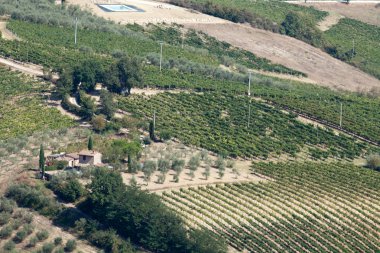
[0,57,44,76]
[185,23,380,92]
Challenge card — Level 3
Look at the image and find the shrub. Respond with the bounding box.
[13,229,27,243]
[0,225,13,239]
[42,242,55,253]
[159,130,173,141]
[367,154,380,170]
[11,219,22,230]
[54,247,65,253]
[36,230,49,241]
[54,237,63,246]
[23,224,35,235]
[65,239,77,252]
[0,212,11,226]
[28,236,38,248]
[0,197,16,213]
[49,178,85,203]
[5,184,62,217]
[3,240,15,251]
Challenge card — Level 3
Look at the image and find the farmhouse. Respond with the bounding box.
[78,150,102,166]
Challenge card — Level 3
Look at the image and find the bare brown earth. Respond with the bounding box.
[295,2,380,26]
[0,21,20,40]
[184,23,380,92]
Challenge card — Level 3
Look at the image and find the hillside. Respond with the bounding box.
[185,22,380,92]
[0,0,379,253]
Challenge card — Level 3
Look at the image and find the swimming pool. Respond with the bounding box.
[98,4,143,12]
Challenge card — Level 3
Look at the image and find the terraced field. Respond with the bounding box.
[162,162,380,252]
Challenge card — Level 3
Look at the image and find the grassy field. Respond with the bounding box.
[0,67,73,140]
[162,162,380,252]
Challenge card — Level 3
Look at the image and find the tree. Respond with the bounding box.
[215,156,225,179]
[149,121,155,141]
[188,155,200,171]
[367,154,380,170]
[78,91,96,119]
[100,90,115,119]
[143,161,157,182]
[91,115,106,132]
[281,11,324,47]
[203,165,211,180]
[158,159,170,174]
[105,57,143,95]
[56,69,73,98]
[39,144,45,179]
[88,136,93,151]
[88,168,126,219]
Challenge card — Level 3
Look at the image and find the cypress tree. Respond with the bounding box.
[88,136,93,151]
[127,154,132,173]
[39,144,45,179]
[149,121,155,141]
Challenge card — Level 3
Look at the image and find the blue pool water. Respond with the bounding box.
[98,4,143,12]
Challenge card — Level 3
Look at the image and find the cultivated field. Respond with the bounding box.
[184,22,380,92]
[66,0,380,92]
[162,162,380,252]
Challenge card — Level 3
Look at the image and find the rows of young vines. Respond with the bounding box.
[161,162,380,252]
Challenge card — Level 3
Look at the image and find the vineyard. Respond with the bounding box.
[324,18,380,80]
[140,66,380,145]
[0,67,73,140]
[161,162,380,252]
[118,92,372,159]
[5,20,300,75]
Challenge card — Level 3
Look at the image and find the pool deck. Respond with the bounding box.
[97,4,145,12]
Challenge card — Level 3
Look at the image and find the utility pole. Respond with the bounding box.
[74,17,78,45]
[159,41,164,72]
[248,71,252,97]
[339,102,343,128]
[153,110,156,129]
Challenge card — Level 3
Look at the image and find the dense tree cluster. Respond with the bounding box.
[86,168,227,253]
[280,11,325,47]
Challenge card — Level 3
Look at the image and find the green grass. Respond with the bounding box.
[0,67,73,140]
[324,18,380,79]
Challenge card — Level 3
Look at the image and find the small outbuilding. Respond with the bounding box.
[78,150,102,166]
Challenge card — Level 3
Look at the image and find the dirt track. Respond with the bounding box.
[185,23,380,92]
